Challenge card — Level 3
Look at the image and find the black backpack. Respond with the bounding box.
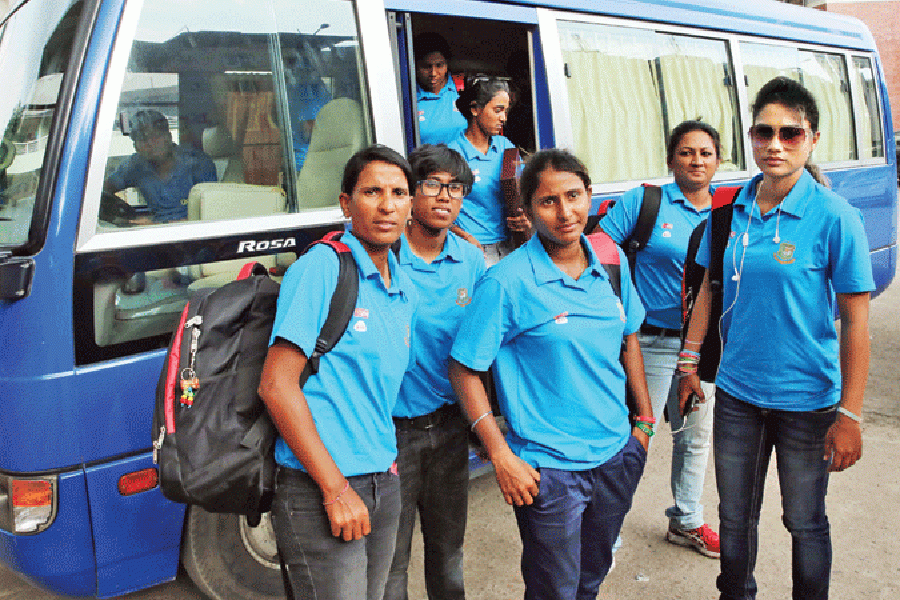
[152,231,358,522]
[681,186,740,383]
[585,184,662,283]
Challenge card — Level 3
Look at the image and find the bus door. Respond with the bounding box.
[386,1,552,154]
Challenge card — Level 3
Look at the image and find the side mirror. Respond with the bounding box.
[0,253,35,300]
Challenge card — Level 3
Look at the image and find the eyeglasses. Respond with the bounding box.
[417,180,467,199]
[749,124,811,148]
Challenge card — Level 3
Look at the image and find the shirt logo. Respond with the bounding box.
[554,312,569,324]
[472,168,481,183]
[661,222,673,229]
[354,307,369,319]
[662,231,672,238]
[456,288,472,307]
[353,320,367,332]
[773,242,797,264]
[616,300,627,323]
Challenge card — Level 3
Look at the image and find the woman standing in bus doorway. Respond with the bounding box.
[414,32,467,146]
[258,145,417,600]
[600,120,722,559]
[448,76,530,265]
[450,149,653,599]
[679,76,873,600]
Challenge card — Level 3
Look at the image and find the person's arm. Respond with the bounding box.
[257,342,370,540]
[621,332,653,450]
[678,270,712,412]
[449,359,540,506]
[450,225,482,250]
[825,291,870,472]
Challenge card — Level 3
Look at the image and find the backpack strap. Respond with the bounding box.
[708,187,741,295]
[621,184,662,281]
[586,229,621,300]
[299,231,360,385]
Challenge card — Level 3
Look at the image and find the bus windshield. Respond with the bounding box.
[0,0,82,249]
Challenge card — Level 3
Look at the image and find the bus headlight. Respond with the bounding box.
[0,474,58,534]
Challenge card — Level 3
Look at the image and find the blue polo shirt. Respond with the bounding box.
[270,231,418,476]
[107,146,217,222]
[697,171,874,411]
[394,232,486,418]
[601,182,711,330]
[417,79,467,146]
[450,234,645,470]
[447,132,516,245]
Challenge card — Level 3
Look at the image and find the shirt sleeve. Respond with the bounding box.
[599,186,643,245]
[269,246,339,356]
[195,151,218,184]
[828,206,875,294]
[106,155,136,192]
[450,275,513,372]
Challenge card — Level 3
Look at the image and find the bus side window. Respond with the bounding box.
[556,20,742,184]
[851,56,884,160]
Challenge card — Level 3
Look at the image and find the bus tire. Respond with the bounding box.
[182,506,284,600]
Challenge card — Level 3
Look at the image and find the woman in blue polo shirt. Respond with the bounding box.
[258,145,417,600]
[679,77,873,600]
[448,76,530,265]
[414,33,467,146]
[601,120,722,559]
[450,149,654,599]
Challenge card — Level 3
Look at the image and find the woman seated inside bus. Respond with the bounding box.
[447,76,530,265]
[414,32,467,146]
[679,76,873,600]
[103,109,216,225]
[449,148,653,599]
[258,145,418,600]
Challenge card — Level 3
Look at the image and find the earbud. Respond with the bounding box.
[732,274,740,281]
[773,235,781,244]
[742,232,749,247]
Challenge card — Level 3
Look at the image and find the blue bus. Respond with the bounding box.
[0,0,894,598]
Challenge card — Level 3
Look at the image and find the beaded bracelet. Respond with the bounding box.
[635,421,654,437]
[323,481,350,506]
[634,416,656,425]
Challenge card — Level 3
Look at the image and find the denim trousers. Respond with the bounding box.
[272,467,401,600]
[384,405,469,600]
[638,332,715,530]
[513,436,647,600]
[714,389,836,600]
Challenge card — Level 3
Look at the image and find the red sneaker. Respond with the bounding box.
[666,524,720,558]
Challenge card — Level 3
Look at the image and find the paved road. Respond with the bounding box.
[2,252,898,600]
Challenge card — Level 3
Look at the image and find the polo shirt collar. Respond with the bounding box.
[526,234,606,290]
[453,131,502,161]
[417,77,456,101]
[397,232,464,272]
[740,170,815,218]
[344,230,406,296]
[666,182,713,214]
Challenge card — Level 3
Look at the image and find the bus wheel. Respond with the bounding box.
[182,506,284,600]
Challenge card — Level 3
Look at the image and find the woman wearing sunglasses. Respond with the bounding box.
[600,120,722,559]
[679,76,873,600]
[447,76,530,265]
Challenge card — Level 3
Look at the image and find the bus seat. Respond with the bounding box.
[202,126,245,183]
[186,183,287,289]
[296,98,365,209]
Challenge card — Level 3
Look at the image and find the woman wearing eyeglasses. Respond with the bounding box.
[679,76,873,600]
[447,76,530,266]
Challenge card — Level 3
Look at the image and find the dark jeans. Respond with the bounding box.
[384,404,469,600]
[714,390,836,600]
[272,467,401,600]
[513,436,647,600]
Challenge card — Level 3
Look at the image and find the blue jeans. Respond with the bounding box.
[714,390,836,600]
[385,404,468,600]
[513,436,647,600]
[272,467,401,600]
[639,332,715,530]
